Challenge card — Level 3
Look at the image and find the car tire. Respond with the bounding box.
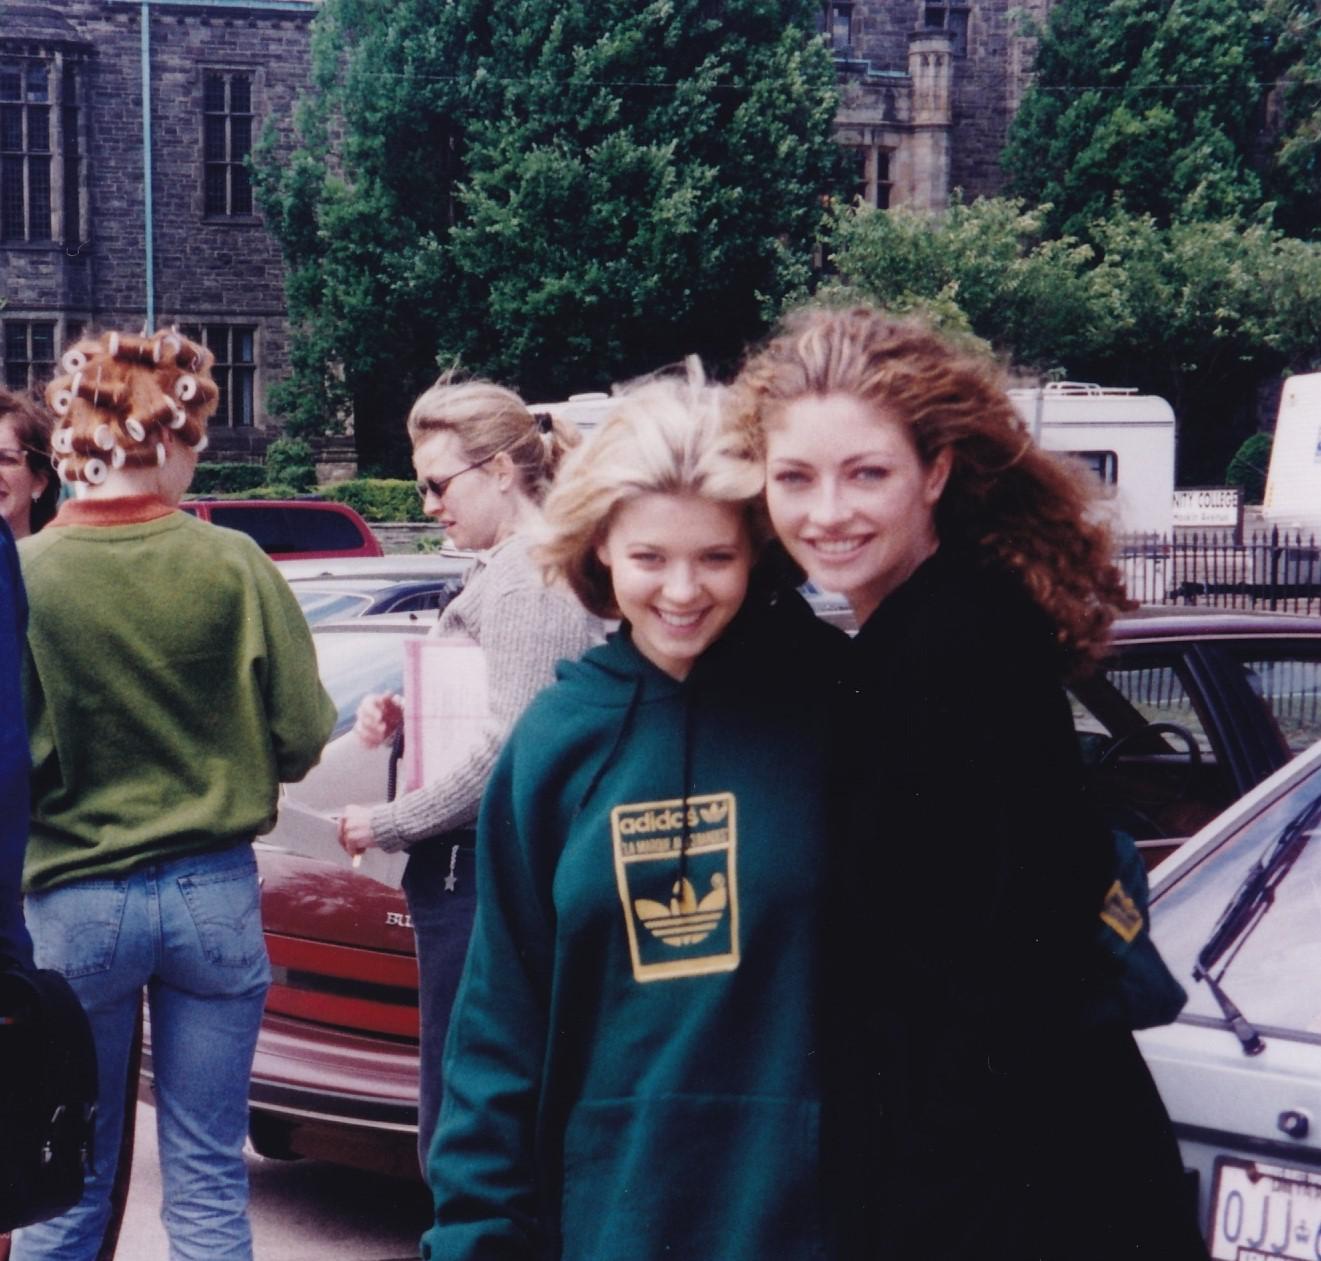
[248,1112,302,1162]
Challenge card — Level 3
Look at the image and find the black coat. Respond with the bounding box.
[836,548,1206,1260]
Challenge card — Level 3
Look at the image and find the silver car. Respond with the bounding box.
[1141,734,1321,1257]
[277,553,473,625]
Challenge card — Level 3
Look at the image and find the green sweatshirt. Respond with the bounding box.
[426,585,846,1261]
[19,501,335,891]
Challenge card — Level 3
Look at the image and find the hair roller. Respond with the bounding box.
[140,398,178,428]
[49,388,73,417]
[194,433,209,455]
[174,376,198,403]
[111,445,126,470]
[83,457,108,485]
[155,442,167,467]
[93,424,116,451]
[125,417,146,443]
[52,426,75,455]
[53,458,70,484]
[153,332,182,364]
[113,333,157,365]
[166,399,187,429]
[61,348,88,375]
[76,371,127,411]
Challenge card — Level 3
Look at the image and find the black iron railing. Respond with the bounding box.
[1118,529,1321,616]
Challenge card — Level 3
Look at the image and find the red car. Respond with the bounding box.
[180,499,383,560]
[147,609,1321,1177]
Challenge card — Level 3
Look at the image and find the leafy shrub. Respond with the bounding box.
[322,478,427,523]
[1225,433,1273,504]
[265,438,317,492]
[190,462,266,494]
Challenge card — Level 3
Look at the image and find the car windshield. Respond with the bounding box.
[1151,767,1321,1035]
[296,589,375,625]
[313,630,414,739]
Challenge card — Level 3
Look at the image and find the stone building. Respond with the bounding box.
[0,0,316,459]
[826,0,1054,209]
[1,0,1050,458]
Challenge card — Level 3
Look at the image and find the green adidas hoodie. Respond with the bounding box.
[425,586,846,1261]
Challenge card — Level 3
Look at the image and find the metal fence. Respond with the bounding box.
[1117,528,1321,615]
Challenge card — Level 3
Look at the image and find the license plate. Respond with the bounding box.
[1211,1157,1321,1259]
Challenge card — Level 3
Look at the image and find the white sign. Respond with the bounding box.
[1172,487,1241,527]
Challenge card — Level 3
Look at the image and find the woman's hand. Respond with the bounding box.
[354,692,404,748]
[337,804,378,859]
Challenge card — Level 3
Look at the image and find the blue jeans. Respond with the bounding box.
[12,846,270,1261]
[402,832,477,1178]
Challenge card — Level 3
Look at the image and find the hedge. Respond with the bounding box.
[1225,433,1273,505]
[321,478,428,522]
[190,462,266,494]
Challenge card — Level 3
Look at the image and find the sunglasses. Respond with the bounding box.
[416,452,498,502]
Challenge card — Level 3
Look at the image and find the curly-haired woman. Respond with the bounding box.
[733,306,1207,1260]
[12,329,334,1261]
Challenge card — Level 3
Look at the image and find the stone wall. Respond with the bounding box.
[0,1,314,432]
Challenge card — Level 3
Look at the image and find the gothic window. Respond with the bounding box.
[848,147,893,209]
[1,60,51,241]
[3,321,55,390]
[182,324,256,426]
[0,55,83,246]
[203,71,254,217]
[875,148,893,210]
[922,3,969,56]
[819,3,854,56]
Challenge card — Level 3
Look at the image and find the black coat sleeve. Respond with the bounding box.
[0,520,34,970]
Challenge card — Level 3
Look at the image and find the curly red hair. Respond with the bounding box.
[731,306,1133,673]
[44,329,218,487]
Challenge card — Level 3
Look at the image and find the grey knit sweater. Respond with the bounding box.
[368,533,602,853]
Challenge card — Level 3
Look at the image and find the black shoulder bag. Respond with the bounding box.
[0,966,98,1232]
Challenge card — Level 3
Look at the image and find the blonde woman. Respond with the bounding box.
[425,368,847,1260]
[337,377,602,1171]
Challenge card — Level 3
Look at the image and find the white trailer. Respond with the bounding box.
[1009,383,1177,536]
[538,383,1178,536]
[1263,372,1321,529]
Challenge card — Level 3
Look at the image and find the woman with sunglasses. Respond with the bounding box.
[0,388,59,540]
[338,376,602,1174]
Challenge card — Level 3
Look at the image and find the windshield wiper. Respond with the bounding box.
[1193,792,1321,1057]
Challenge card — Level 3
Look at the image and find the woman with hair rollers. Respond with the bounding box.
[12,329,335,1261]
[424,366,847,1261]
[337,376,602,1174]
[734,305,1207,1259]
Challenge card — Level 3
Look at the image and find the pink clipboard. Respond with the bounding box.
[401,636,490,795]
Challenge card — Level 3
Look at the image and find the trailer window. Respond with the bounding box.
[1067,450,1118,486]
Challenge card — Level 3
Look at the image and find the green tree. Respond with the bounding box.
[1083,210,1321,480]
[823,197,1107,373]
[254,0,842,468]
[1002,0,1283,239]
[1268,0,1321,238]
[825,198,1321,483]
